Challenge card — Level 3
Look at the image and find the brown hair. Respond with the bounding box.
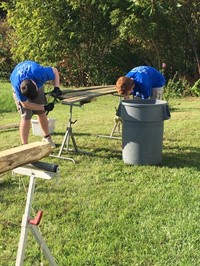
[20,79,38,100]
[116,76,134,95]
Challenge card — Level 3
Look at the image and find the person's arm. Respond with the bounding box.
[20,100,45,111]
[52,67,60,87]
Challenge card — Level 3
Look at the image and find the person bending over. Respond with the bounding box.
[10,60,62,148]
[116,65,166,100]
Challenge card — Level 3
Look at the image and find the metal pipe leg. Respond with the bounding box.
[16,174,36,266]
[30,226,58,266]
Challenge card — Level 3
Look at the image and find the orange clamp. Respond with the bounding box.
[29,211,43,225]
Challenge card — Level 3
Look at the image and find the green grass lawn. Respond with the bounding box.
[0,81,200,265]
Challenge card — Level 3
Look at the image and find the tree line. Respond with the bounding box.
[0,0,199,87]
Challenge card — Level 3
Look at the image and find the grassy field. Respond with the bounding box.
[0,81,200,265]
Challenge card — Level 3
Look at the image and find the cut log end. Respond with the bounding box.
[0,142,51,174]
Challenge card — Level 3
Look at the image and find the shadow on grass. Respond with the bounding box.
[162,146,200,169]
[0,178,14,189]
[168,106,200,112]
[52,146,122,160]
[53,131,93,137]
[52,133,200,168]
[90,147,122,159]
[69,143,200,169]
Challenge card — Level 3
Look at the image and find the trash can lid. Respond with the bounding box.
[122,99,167,107]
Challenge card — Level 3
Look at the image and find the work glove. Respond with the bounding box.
[51,87,62,97]
[44,102,55,112]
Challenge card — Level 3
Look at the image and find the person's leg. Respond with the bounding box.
[13,91,33,144]
[33,88,56,148]
[31,87,49,136]
[20,119,31,144]
[37,112,49,136]
[38,113,55,148]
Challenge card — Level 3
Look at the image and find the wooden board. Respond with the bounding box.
[0,142,51,174]
[61,85,116,94]
[59,85,116,104]
[0,123,19,131]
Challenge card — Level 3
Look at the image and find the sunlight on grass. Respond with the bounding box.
[0,83,200,265]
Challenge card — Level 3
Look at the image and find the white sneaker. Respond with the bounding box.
[42,136,56,149]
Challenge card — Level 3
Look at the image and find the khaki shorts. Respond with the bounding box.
[13,87,47,120]
[151,87,163,100]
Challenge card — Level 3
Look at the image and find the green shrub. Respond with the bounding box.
[164,72,193,100]
[0,81,16,113]
[190,79,200,97]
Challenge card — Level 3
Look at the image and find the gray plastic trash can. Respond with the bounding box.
[121,99,170,165]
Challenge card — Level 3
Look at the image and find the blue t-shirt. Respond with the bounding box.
[10,60,55,101]
[126,66,166,99]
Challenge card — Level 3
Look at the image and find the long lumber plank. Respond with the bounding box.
[59,85,116,99]
[0,123,19,131]
[61,85,115,95]
[0,142,51,174]
[61,86,116,104]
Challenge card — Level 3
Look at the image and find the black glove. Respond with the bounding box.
[44,102,55,112]
[51,87,62,97]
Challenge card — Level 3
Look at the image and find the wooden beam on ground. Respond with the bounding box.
[0,123,19,131]
[0,142,51,174]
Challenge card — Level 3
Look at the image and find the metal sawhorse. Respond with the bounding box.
[98,95,122,140]
[109,115,122,139]
[97,114,122,139]
[13,162,59,266]
[51,102,90,162]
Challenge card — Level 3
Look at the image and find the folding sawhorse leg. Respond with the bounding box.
[50,104,78,162]
[13,162,59,266]
[109,115,122,138]
[97,95,122,140]
[59,104,78,153]
[51,103,91,161]
[97,116,122,139]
